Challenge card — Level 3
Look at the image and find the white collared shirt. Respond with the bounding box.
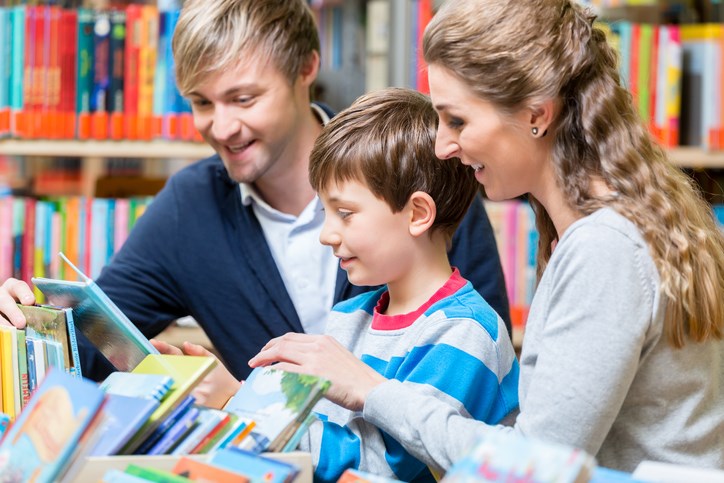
[238,104,337,334]
[241,185,338,334]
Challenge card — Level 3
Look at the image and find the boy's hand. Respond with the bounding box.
[150,339,241,409]
[249,333,386,412]
[0,278,36,328]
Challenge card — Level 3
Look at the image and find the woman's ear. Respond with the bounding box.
[408,192,436,238]
[528,98,556,136]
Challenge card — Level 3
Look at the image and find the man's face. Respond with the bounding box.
[187,57,312,185]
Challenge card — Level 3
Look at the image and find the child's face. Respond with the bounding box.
[319,180,415,287]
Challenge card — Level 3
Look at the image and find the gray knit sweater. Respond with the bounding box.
[364,208,724,473]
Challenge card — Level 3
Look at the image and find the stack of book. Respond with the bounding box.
[0,358,330,482]
[0,303,81,419]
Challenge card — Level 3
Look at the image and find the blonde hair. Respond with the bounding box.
[309,88,479,239]
[424,0,724,347]
[172,0,320,95]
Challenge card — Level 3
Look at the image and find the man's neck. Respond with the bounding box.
[253,104,324,216]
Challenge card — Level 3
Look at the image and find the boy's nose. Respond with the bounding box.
[211,109,242,141]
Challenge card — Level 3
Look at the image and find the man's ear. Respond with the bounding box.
[299,50,320,88]
[408,192,436,238]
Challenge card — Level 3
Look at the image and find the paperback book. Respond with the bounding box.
[0,368,107,483]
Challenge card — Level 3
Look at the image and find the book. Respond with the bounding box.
[31,252,158,372]
[120,354,217,455]
[338,469,404,483]
[17,303,81,378]
[209,447,299,483]
[171,456,250,482]
[135,395,196,455]
[0,368,107,483]
[440,431,595,483]
[101,468,157,483]
[125,463,192,483]
[0,325,19,418]
[100,371,174,402]
[170,407,229,456]
[87,393,161,456]
[0,412,9,438]
[224,367,330,453]
[145,405,200,456]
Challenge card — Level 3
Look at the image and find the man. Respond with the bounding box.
[0,0,510,385]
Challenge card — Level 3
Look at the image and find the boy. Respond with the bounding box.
[251,88,520,483]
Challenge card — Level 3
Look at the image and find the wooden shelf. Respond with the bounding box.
[0,139,214,159]
[666,147,724,169]
[1,141,723,169]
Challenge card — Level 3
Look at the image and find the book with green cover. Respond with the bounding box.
[119,354,217,455]
[31,252,158,372]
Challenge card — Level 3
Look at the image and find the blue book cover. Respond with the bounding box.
[31,252,159,372]
[146,405,200,455]
[209,447,299,483]
[100,372,174,402]
[135,395,196,455]
[0,368,106,483]
[26,337,37,393]
[88,393,160,456]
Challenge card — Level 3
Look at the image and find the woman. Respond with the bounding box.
[250,0,724,473]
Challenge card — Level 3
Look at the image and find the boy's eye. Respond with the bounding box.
[337,210,352,220]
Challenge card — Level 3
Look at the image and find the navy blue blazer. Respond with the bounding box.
[81,155,510,380]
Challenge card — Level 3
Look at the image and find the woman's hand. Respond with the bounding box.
[151,339,241,409]
[249,333,386,412]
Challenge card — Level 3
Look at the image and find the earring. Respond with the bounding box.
[531,127,539,136]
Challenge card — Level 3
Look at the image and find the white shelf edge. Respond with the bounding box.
[0,139,215,159]
[1,141,723,169]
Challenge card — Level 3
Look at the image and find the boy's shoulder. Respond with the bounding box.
[425,280,501,338]
[333,287,387,315]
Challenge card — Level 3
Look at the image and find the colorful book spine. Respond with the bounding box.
[108,8,126,141]
[76,8,95,140]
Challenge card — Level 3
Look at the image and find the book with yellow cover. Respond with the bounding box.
[120,354,217,454]
[0,325,18,418]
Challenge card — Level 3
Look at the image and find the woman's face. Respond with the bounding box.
[428,64,548,202]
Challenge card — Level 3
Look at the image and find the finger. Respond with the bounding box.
[182,342,213,357]
[150,339,184,355]
[248,343,305,368]
[0,280,35,328]
[2,278,36,306]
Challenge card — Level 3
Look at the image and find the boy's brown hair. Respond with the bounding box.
[309,87,479,239]
[172,0,320,96]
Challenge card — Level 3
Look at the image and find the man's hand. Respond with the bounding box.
[249,333,386,412]
[151,339,241,409]
[0,278,36,328]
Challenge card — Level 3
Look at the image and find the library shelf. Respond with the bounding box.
[0,140,214,159]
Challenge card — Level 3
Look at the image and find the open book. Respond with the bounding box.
[31,252,158,372]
